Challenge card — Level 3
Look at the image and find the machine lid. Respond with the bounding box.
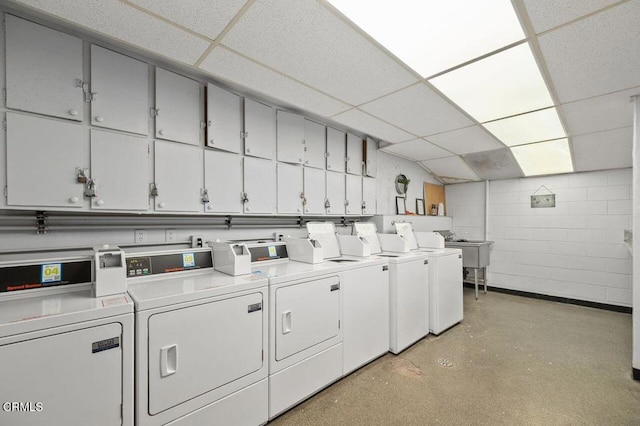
[394,222,419,250]
[306,222,341,259]
[353,223,382,254]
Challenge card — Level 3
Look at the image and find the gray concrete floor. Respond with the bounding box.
[270,288,640,425]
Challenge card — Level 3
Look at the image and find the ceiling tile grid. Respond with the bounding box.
[331,109,415,143]
[572,127,633,172]
[13,0,211,64]
[124,0,247,40]
[426,126,506,155]
[537,1,640,103]
[219,0,419,105]
[199,47,351,117]
[462,148,523,181]
[523,0,623,34]
[359,83,473,137]
[381,138,453,161]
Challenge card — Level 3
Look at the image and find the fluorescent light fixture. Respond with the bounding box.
[326,0,525,78]
[429,43,554,122]
[483,107,566,146]
[511,138,573,176]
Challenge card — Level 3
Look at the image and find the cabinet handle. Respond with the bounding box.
[158,130,165,136]
[68,109,78,117]
[96,199,104,206]
[158,202,166,209]
[95,116,104,123]
[282,311,292,334]
[160,345,178,377]
[69,196,79,204]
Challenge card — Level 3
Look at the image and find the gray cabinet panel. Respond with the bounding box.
[206,84,243,154]
[303,119,326,169]
[90,130,149,211]
[204,150,243,213]
[325,171,345,216]
[326,127,345,172]
[362,177,376,215]
[91,46,149,135]
[277,163,304,214]
[345,174,362,216]
[154,140,203,212]
[346,133,363,176]
[244,99,276,160]
[303,168,325,215]
[155,68,201,146]
[243,157,276,214]
[277,111,304,164]
[6,15,83,121]
[365,137,377,177]
[6,113,85,208]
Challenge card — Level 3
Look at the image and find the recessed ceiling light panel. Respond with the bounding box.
[511,138,573,176]
[483,107,566,146]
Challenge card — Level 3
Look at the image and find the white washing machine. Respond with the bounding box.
[0,250,134,426]
[245,241,346,420]
[354,222,430,354]
[395,223,464,335]
[125,247,269,426]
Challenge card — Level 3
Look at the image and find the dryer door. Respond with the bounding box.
[0,323,123,426]
[275,276,340,361]
[148,292,264,415]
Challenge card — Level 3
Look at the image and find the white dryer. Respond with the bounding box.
[0,250,134,426]
[245,241,346,420]
[395,223,464,335]
[125,247,269,426]
[354,222,430,354]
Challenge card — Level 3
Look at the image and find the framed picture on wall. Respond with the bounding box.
[395,196,406,215]
[416,199,425,215]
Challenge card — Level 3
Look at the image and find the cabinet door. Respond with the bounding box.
[303,168,326,215]
[204,150,243,213]
[90,130,149,211]
[155,68,201,146]
[6,113,85,208]
[346,133,362,175]
[276,111,304,164]
[91,46,149,135]
[365,137,377,177]
[6,15,83,121]
[362,177,376,215]
[244,99,276,160]
[325,171,345,216]
[345,174,362,216]
[326,127,345,172]
[243,157,276,214]
[303,119,325,169]
[154,140,203,212]
[206,83,243,153]
[277,163,304,214]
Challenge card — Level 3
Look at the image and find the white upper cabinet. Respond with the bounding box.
[326,127,345,172]
[362,177,376,215]
[365,137,378,177]
[244,99,276,160]
[346,133,363,176]
[154,140,203,212]
[345,174,362,216]
[155,68,201,146]
[91,46,149,135]
[277,163,304,214]
[6,15,83,121]
[90,130,149,211]
[303,119,326,169]
[243,157,276,214]
[276,110,305,164]
[325,171,345,216]
[303,168,326,215]
[6,113,85,208]
[204,150,243,214]
[206,84,243,154]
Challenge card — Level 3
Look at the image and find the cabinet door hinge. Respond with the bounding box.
[150,108,159,118]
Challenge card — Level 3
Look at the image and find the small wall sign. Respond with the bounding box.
[530,185,556,208]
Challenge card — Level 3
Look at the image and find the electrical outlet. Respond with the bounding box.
[134,229,147,243]
[165,229,176,242]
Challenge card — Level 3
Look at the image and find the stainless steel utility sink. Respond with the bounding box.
[444,240,492,269]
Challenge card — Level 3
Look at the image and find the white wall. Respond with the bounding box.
[448,169,632,307]
[445,181,486,240]
[375,151,440,215]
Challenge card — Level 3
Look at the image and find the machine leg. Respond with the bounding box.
[483,267,487,294]
[474,268,478,300]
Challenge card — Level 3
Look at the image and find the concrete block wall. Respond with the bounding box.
[487,169,632,307]
[445,181,486,240]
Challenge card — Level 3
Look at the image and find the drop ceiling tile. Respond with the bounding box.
[199,47,350,117]
[381,139,452,161]
[420,156,481,183]
[127,0,246,40]
[561,87,640,136]
[572,127,633,172]
[427,126,505,155]
[462,148,523,180]
[483,108,566,146]
[331,109,414,143]
[13,0,211,65]
[219,0,418,105]
[538,2,640,103]
[523,0,621,33]
[359,84,473,137]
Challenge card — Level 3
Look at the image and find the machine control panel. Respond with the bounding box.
[0,260,92,293]
[247,242,289,263]
[126,250,213,277]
